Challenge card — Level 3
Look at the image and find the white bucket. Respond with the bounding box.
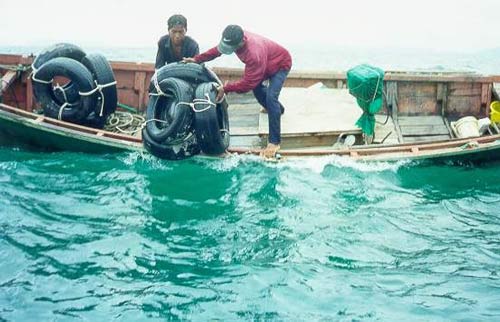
[478,117,491,135]
[452,116,480,138]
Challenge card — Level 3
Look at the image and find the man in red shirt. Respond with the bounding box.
[183,25,292,158]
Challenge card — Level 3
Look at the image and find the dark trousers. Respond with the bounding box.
[252,69,289,144]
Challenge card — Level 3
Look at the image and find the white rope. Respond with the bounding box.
[150,70,168,97]
[31,73,53,84]
[78,80,117,96]
[57,102,69,120]
[30,65,54,84]
[79,80,117,116]
[142,118,171,126]
[53,83,68,103]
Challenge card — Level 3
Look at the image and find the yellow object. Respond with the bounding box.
[490,101,500,123]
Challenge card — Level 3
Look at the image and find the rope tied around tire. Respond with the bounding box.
[78,80,117,116]
[149,70,169,97]
[53,83,69,103]
[31,69,53,84]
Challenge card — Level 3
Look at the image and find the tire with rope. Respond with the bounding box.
[146,77,194,143]
[32,43,87,105]
[193,82,230,155]
[142,127,200,160]
[80,53,117,128]
[33,57,96,123]
[32,43,87,70]
[148,62,219,93]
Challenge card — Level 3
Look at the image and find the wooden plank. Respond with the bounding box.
[114,70,135,88]
[229,135,262,149]
[398,116,445,126]
[439,83,448,117]
[402,135,451,143]
[26,76,34,112]
[1,71,17,93]
[482,83,492,117]
[134,72,147,110]
[230,126,259,136]
[448,83,482,96]
[400,125,450,136]
[443,118,455,138]
[117,88,139,111]
[398,82,436,97]
[447,96,482,116]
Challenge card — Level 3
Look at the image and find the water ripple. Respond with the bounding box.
[1,148,500,320]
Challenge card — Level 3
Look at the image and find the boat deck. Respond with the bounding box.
[227,86,399,149]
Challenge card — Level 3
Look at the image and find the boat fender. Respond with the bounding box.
[193,82,230,155]
[80,53,118,128]
[142,127,200,160]
[145,77,194,143]
[33,57,97,123]
[148,62,218,93]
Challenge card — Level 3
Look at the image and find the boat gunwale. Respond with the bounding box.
[2,102,500,160]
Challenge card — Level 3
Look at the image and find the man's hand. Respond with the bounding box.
[181,57,196,64]
[260,143,280,159]
[215,85,225,102]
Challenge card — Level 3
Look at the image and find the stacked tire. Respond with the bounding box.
[31,43,117,128]
[144,62,230,160]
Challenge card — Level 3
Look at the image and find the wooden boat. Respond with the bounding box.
[1,53,500,163]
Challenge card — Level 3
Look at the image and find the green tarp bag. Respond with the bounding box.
[346,64,385,137]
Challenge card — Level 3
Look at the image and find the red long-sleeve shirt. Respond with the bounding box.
[193,31,292,93]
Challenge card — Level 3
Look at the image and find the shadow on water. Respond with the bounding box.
[395,161,500,201]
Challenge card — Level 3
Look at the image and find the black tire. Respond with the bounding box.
[53,82,80,105]
[148,62,218,93]
[32,43,86,70]
[145,78,194,143]
[81,112,108,129]
[35,57,96,123]
[193,82,230,155]
[32,43,87,103]
[142,127,200,160]
[81,53,117,117]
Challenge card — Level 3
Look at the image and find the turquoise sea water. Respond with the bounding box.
[1,46,500,320]
[1,147,499,320]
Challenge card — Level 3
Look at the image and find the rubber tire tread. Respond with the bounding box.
[193,82,230,155]
[81,53,118,116]
[142,127,200,160]
[35,57,96,123]
[148,62,218,93]
[32,43,86,70]
[145,77,194,143]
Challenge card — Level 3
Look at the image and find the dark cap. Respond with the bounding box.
[168,14,187,30]
[217,25,244,55]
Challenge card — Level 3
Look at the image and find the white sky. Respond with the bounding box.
[0,0,499,51]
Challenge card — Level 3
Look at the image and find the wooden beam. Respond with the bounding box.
[26,76,34,111]
[1,71,17,93]
[134,72,147,110]
[482,83,492,117]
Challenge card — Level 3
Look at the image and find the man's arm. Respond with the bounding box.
[224,59,266,93]
[193,47,221,63]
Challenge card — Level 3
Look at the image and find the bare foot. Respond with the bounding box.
[260,143,280,159]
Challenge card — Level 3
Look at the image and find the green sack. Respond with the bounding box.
[346,64,385,136]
